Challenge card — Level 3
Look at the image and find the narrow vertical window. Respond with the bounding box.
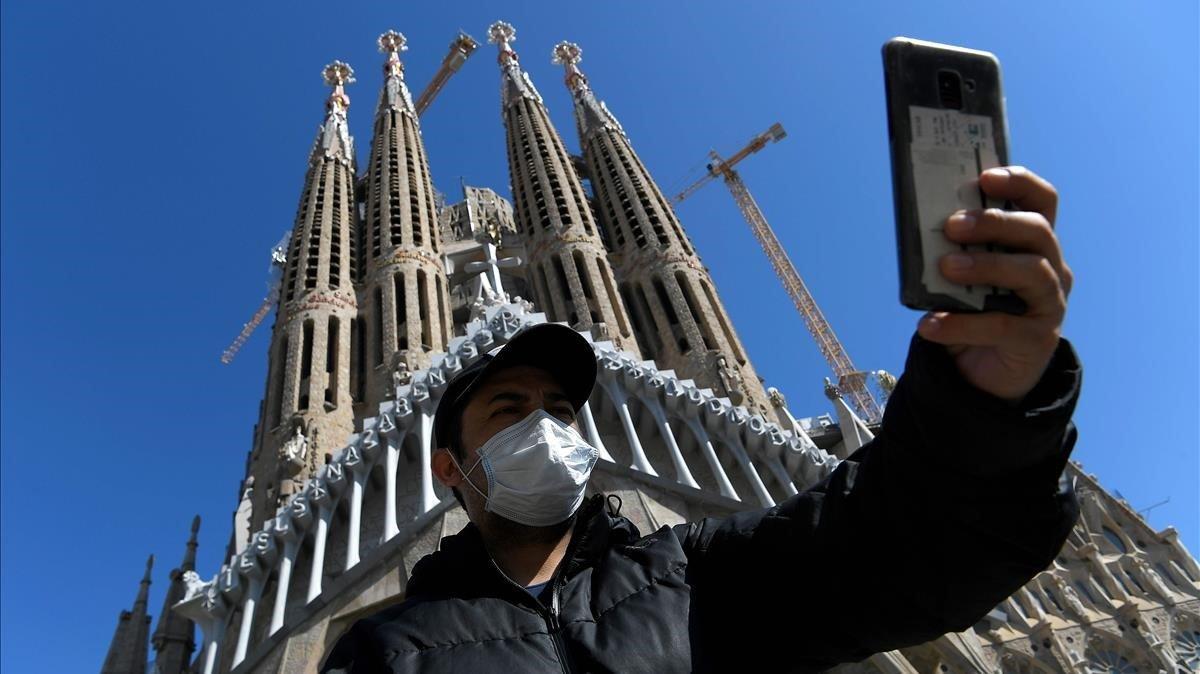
[374,286,385,366]
[652,276,688,352]
[325,317,339,408]
[349,318,360,403]
[676,271,714,350]
[551,255,577,325]
[299,320,314,411]
[702,281,745,364]
[270,336,288,427]
[598,259,630,338]
[436,277,449,345]
[632,284,664,357]
[539,263,557,322]
[395,272,408,352]
[417,269,431,351]
[572,250,598,322]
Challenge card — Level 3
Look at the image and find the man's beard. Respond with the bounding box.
[482,509,578,547]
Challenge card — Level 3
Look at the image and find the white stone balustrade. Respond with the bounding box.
[176,301,843,672]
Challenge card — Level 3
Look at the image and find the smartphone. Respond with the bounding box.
[883,37,1027,315]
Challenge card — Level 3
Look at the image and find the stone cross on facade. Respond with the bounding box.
[464,230,521,301]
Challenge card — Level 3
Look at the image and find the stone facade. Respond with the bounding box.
[552,40,773,419]
[104,23,1200,674]
[488,21,639,356]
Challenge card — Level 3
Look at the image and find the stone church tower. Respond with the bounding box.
[551,41,773,418]
[102,22,1200,674]
[487,21,638,355]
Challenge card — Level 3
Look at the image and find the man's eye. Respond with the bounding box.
[490,407,521,419]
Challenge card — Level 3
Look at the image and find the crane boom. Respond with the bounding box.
[674,123,882,422]
[414,32,479,116]
[718,168,882,421]
[672,123,785,204]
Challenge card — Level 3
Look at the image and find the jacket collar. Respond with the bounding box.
[406,494,639,599]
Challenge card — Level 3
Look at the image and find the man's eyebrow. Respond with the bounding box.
[487,391,529,405]
[485,390,571,405]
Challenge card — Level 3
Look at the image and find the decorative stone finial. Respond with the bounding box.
[191,515,201,536]
[143,554,155,581]
[551,41,588,93]
[379,31,407,80]
[551,41,582,66]
[378,30,408,54]
[322,61,355,88]
[488,21,516,49]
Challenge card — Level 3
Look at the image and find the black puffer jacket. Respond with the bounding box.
[322,334,1082,673]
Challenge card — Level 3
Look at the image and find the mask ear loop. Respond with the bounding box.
[446,450,489,501]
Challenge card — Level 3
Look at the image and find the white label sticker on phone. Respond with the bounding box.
[909,105,1006,309]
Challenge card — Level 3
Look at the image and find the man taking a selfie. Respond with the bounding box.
[323,166,1080,673]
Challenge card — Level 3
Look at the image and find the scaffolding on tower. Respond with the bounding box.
[673,123,884,423]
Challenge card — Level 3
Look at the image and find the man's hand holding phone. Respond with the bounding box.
[916,166,1074,404]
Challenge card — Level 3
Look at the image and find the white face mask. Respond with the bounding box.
[449,409,600,527]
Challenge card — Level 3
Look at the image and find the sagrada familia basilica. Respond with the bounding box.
[101,21,1200,674]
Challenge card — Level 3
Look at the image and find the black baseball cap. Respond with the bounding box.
[432,323,597,450]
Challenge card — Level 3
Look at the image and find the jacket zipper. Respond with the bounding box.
[487,558,575,673]
[546,583,575,674]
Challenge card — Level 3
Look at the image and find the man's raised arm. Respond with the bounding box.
[673,167,1081,672]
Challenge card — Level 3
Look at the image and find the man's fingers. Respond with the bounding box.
[939,251,1068,318]
[918,310,1055,350]
[944,209,1073,297]
[979,166,1058,224]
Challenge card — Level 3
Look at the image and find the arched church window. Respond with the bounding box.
[1086,649,1138,673]
[1103,527,1128,554]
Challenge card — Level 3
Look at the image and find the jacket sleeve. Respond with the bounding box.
[319,616,390,674]
[673,332,1082,672]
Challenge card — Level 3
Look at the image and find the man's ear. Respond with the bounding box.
[431,447,463,489]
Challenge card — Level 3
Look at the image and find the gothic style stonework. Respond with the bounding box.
[104,24,1199,674]
[552,40,773,418]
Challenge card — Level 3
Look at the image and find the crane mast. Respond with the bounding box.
[674,123,883,422]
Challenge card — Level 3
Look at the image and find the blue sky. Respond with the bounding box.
[1,1,1196,670]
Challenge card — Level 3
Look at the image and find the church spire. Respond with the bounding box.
[486,21,638,354]
[248,61,361,530]
[377,30,416,115]
[101,556,154,674]
[313,61,355,166]
[553,40,773,416]
[358,30,454,410]
[151,518,200,673]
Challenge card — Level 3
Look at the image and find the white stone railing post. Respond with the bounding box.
[269,505,304,636]
[578,400,614,463]
[344,442,367,571]
[642,395,699,488]
[683,417,739,500]
[764,456,799,498]
[599,380,657,475]
[232,533,274,668]
[305,480,336,603]
[383,431,405,542]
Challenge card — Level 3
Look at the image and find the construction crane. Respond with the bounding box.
[221,233,290,365]
[414,32,479,115]
[672,123,883,423]
[221,32,478,365]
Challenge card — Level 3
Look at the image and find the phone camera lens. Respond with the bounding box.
[937,70,964,110]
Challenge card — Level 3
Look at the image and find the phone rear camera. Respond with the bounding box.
[937,70,964,109]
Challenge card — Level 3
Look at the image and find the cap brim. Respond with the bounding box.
[433,323,597,448]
